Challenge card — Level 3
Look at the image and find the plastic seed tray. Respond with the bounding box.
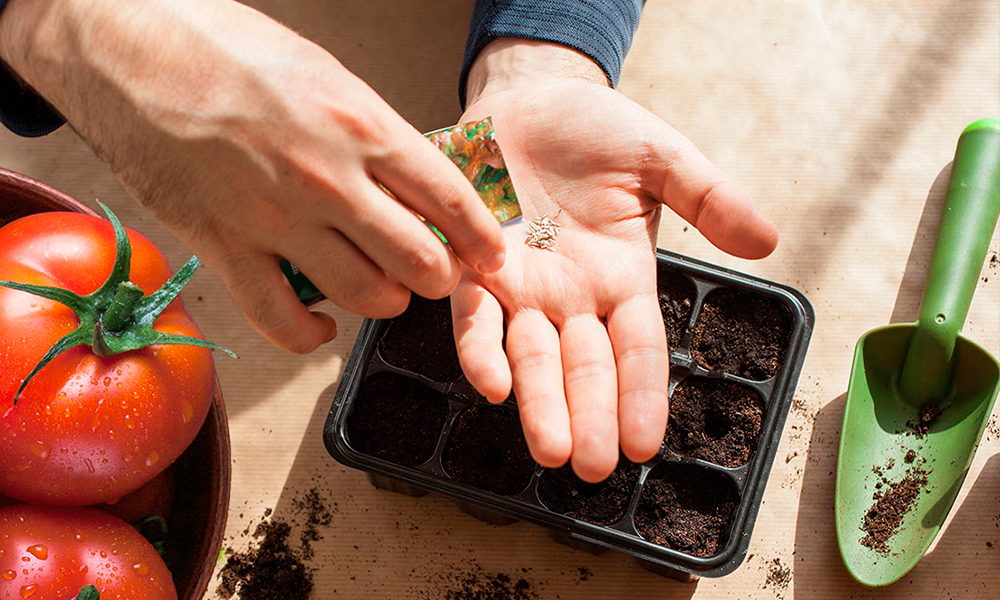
[324,249,814,580]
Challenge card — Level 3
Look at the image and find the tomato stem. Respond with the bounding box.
[0,201,236,403]
[103,282,144,333]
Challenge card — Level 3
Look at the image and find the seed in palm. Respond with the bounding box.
[524,214,561,250]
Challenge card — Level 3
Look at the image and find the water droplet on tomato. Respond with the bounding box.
[57,392,66,400]
[25,545,47,560]
[19,583,38,597]
[103,377,112,387]
[181,402,194,424]
[99,551,107,559]
[133,562,149,575]
[84,459,95,473]
[28,441,50,460]
[122,453,132,463]
[144,452,159,467]
[2,407,13,420]
[2,569,15,580]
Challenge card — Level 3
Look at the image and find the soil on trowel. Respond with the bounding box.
[347,372,449,466]
[537,457,639,525]
[442,401,537,495]
[665,377,764,468]
[634,462,738,557]
[860,463,930,554]
[907,401,942,438]
[690,288,792,380]
[379,295,463,381]
[657,267,696,349]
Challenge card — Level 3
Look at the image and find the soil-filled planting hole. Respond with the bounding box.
[634,462,738,557]
[665,377,764,468]
[443,402,536,496]
[379,295,463,382]
[536,457,640,526]
[690,288,792,380]
[657,267,696,350]
[346,372,449,466]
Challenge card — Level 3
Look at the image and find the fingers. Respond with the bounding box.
[370,134,506,274]
[218,253,340,354]
[642,126,779,259]
[334,175,465,300]
[275,223,412,320]
[451,278,511,402]
[606,294,670,464]
[505,310,572,468]
[560,315,620,483]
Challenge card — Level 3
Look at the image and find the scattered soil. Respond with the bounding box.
[379,295,462,381]
[217,520,312,600]
[438,563,537,600]
[665,377,764,467]
[217,488,336,600]
[443,402,536,495]
[904,449,917,464]
[860,465,930,554]
[690,288,792,380]
[765,557,792,591]
[347,372,449,466]
[537,457,639,525]
[634,462,738,557]
[657,267,696,349]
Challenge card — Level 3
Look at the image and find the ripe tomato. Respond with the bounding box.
[0,504,178,600]
[0,211,217,506]
[92,466,175,525]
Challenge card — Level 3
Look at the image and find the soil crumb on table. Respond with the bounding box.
[217,487,335,600]
[764,557,791,592]
[436,563,537,600]
[860,465,929,554]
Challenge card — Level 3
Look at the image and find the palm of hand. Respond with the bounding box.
[452,83,672,482]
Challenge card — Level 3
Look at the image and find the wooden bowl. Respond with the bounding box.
[0,167,231,600]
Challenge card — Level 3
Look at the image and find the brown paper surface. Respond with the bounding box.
[1,1,997,598]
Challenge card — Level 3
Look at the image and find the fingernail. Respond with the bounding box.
[476,250,505,273]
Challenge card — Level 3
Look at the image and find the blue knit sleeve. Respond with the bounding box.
[460,0,645,104]
[0,0,66,137]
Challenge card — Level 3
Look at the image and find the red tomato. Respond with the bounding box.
[0,504,178,600]
[0,212,216,506]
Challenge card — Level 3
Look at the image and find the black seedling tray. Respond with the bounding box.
[323,249,814,580]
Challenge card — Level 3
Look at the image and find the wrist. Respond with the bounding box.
[464,39,609,107]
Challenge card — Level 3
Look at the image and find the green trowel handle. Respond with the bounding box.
[900,118,1000,404]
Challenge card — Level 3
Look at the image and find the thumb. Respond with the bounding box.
[641,124,778,259]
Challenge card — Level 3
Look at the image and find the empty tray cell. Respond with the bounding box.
[379,295,463,381]
[657,268,696,350]
[442,402,536,495]
[689,288,792,380]
[665,377,764,468]
[634,462,738,557]
[346,372,449,466]
[537,457,640,526]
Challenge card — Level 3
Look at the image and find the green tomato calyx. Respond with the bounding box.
[75,585,100,600]
[0,201,236,404]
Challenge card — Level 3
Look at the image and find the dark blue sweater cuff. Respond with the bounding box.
[0,0,66,137]
[460,0,644,105]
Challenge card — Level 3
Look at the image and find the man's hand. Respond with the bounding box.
[454,40,777,482]
[0,0,505,353]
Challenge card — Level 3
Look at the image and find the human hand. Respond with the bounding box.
[0,0,505,353]
[453,40,777,482]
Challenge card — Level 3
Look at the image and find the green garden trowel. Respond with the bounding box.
[835,118,1000,586]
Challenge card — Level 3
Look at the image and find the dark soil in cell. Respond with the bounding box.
[665,378,764,467]
[657,268,696,349]
[537,457,640,525]
[379,295,463,381]
[347,372,449,466]
[443,402,536,495]
[690,288,792,380]
[634,462,738,557]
